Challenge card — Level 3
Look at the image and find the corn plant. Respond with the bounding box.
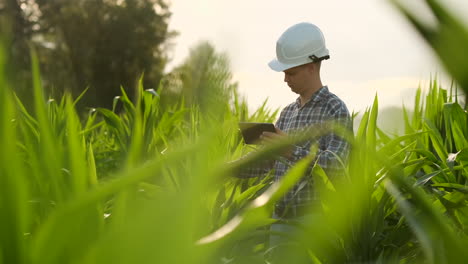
[2,0,468,262]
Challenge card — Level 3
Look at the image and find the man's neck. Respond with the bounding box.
[299,81,323,107]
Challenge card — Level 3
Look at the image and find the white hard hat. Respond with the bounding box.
[268,22,330,72]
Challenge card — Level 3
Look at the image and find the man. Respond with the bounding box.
[237,22,351,261]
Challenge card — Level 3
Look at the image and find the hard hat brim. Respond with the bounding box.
[268,59,306,72]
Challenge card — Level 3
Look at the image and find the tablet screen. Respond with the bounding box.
[239,122,276,144]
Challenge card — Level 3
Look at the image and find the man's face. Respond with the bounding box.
[283,64,313,94]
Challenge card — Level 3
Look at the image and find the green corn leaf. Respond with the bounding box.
[431,183,468,194]
[356,109,369,142]
[408,149,440,164]
[197,153,315,246]
[390,0,468,95]
[87,143,98,187]
[414,170,442,186]
[98,108,127,148]
[452,122,468,151]
[385,171,468,263]
[30,48,66,202]
[366,95,379,149]
[30,144,199,263]
[424,120,448,161]
[64,95,88,195]
[377,132,425,155]
[0,40,29,264]
[312,163,336,193]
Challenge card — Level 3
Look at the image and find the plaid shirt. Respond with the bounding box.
[239,86,351,218]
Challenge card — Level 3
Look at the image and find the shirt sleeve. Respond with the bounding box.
[234,108,289,179]
[288,103,351,177]
[233,151,274,178]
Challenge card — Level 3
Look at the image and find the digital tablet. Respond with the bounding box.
[239,122,276,144]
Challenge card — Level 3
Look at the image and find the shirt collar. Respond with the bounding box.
[294,86,329,108]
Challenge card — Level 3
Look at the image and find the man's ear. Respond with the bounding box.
[306,63,316,74]
[310,62,321,74]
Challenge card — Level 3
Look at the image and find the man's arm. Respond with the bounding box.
[263,107,351,174]
[289,131,350,172]
[231,151,275,178]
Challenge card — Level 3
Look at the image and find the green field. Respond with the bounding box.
[1,1,468,263]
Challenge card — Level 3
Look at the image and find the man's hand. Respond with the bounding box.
[260,127,293,159]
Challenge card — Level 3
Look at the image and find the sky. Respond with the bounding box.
[167,0,468,113]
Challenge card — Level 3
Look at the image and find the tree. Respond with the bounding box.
[163,41,238,118]
[2,0,176,109]
[1,0,35,102]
